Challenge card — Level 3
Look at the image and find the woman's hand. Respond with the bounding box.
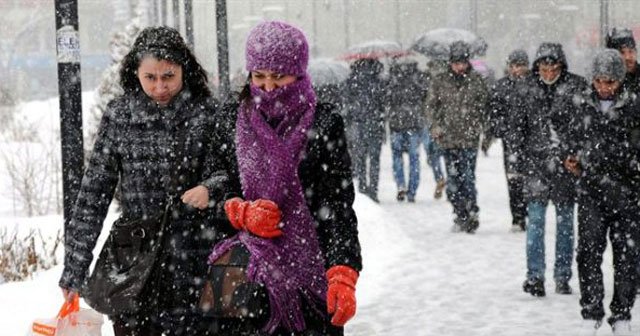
[61,287,77,303]
[563,155,581,177]
[181,185,209,210]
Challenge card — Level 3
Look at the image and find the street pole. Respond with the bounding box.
[216,0,230,98]
[185,0,194,49]
[172,0,180,32]
[160,0,167,26]
[343,0,350,49]
[151,0,158,25]
[312,0,318,57]
[54,0,83,236]
[600,0,610,47]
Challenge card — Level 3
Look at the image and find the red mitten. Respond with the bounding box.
[224,197,248,230]
[326,265,359,326]
[244,199,283,238]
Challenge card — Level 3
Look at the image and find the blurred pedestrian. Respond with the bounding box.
[487,49,530,232]
[387,60,428,202]
[606,27,640,94]
[344,59,387,202]
[425,41,489,233]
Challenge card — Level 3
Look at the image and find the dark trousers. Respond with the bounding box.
[442,148,479,222]
[577,190,640,324]
[352,126,382,197]
[502,146,526,225]
[113,319,163,336]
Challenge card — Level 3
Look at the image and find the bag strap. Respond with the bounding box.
[57,294,80,319]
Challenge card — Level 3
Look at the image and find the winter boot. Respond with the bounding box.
[434,179,446,199]
[451,218,465,233]
[612,320,632,336]
[466,214,479,234]
[555,281,572,295]
[407,194,416,203]
[578,319,602,336]
[522,278,545,297]
[510,219,526,232]
[396,189,407,202]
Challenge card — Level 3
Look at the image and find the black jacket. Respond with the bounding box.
[518,71,588,203]
[59,91,220,305]
[558,87,640,203]
[488,74,531,172]
[387,63,428,132]
[208,99,363,272]
[623,64,640,94]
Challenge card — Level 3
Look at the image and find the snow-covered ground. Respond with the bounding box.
[1,96,636,335]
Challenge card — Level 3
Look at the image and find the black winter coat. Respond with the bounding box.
[59,91,220,317]
[557,87,640,204]
[209,100,363,272]
[488,74,531,173]
[623,64,640,94]
[387,63,428,132]
[343,71,387,142]
[517,71,588,203]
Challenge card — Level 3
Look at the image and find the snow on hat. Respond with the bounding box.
[506,49,529,65]
[245,21,309,76]
[449,41,471,62]
[606,27,636,50]
[591,49,626,82]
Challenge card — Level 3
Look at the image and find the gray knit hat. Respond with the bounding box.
[506,49,529,65]
[591,49,625,82]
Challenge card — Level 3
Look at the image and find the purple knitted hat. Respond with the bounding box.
[245,21,309,76]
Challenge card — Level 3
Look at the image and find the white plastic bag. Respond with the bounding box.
[27,295,103,336]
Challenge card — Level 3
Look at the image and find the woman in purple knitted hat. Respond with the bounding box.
[205,21,362,335]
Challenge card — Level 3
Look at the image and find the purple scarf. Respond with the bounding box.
[209,75,327,333]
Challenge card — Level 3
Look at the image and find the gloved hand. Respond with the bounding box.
[224,198,283,238]
[326,265,359,326]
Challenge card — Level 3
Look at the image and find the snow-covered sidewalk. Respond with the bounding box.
[1,143,636,336]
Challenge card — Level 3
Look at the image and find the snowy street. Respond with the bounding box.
[1,131,638,335]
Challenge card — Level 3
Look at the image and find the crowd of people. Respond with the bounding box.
[55,19,640,336]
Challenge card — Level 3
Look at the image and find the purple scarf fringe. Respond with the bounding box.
[208,75,327,334]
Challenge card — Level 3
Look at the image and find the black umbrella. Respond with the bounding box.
[411,28,488,61]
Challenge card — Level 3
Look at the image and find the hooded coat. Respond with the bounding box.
[343,59,387,142]
[513,43,588,204]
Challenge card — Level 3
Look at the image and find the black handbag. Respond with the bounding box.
[81,200,172,316]
[199,243,269,319]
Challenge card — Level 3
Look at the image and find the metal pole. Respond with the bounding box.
[54,0,84,234]
[343,0,350,49]
[600,0,610,47]
[151,0,158,25]
[172,0,180,32]
[185,0,194,49]
[312,0,318,57]
[216,0,230,98]
[160,0,167,26]
[394,0,400,43]
[470,0,478,34]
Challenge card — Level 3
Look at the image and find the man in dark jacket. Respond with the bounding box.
[344,59,387,202]
[488,49,530,232]
[387,60,428,202]
[560,49,640,336]
[606,27,640,94]
[519,42,588,297]
[425,41,488,233]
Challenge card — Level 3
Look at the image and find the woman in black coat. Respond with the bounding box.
[203,21,362,336]
[58,27,220,335]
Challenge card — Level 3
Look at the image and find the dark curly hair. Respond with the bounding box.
[119,26,211,99]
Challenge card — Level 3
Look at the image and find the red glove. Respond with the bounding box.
[224,198,283,238]
[326,265,359,326]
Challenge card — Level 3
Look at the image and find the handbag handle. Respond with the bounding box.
[57,294,80,319]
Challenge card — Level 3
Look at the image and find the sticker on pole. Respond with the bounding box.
[56,25,80,63]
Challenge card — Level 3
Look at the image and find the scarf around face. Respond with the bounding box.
[208,75,327,333]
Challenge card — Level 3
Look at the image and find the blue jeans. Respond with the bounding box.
[391,130,421,197]
[422,128,444,182]
[526,200,575,283]
[442,148,478,221]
